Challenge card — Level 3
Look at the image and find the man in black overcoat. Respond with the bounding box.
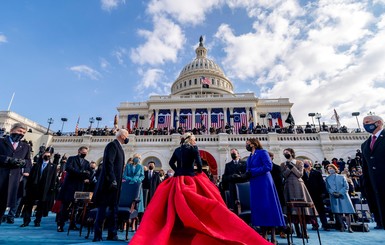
[142,161,161,205]
[92,129,129,242]
[361,115,385,229]
[222,148,247,210]
[302,160,329,230]
[57,146,91,231]
[0,123,31,224]
[21,150,57,227]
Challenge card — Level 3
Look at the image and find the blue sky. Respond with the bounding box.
[1,0,385,132]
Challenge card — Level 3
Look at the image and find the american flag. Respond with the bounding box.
[195,113,208,128]
[75,116,80,136]
[233,113,247,134]
[201,76,210,88]
[157,113,171,129]
[211,113,224,129]
[179,114,192,130]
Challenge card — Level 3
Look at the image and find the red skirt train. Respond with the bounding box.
[129,173,271,245]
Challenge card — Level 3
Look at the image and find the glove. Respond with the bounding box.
[6,157,26,168]
[287,164,293,170]
[232,174,241,179]
[332,192,341,198]
[240,171,251,180]
[80,170,91,179]
[109,180,118,190]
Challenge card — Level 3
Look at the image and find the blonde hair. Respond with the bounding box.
[181,132,196,145]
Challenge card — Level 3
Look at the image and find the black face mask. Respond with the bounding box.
[10,133,24,142]
[43,155,50,161]
[231,153,237,160]
[148,166,154,170]
[124,138,129,144]
[79,153,87,158]
[246,144,252,152]
[284,153,291,159]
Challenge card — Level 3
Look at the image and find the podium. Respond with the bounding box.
[287,201,322,245]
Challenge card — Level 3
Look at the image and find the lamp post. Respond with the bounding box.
[95,117,102,129]
[352,112,360,132]
[308,113,316,126]
[89,117,95,130]
[60,118,68,132]
[315,113,322,131]
[46,118,54,134]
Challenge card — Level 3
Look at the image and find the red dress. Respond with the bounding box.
[129,173,271,245]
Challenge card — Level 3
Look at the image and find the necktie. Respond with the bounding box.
[370,135,377,151]
[149,171,152,179]
[12,142,17,150]
[41,162,47,175]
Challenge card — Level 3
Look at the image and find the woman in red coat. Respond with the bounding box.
[129,132,271,245]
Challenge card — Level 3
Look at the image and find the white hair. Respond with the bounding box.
[364,115,383,124]
[116,129,128,138]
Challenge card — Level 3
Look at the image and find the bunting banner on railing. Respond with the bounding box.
[127,114,139,133]
[268,112,283,127]
[195,108,208,128]
[233,108,247,134]
[157,109,171,129]
[211,108,224,129]
[179,109,192,130]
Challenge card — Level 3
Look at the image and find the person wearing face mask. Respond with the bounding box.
[0,123,31,225]
[280,148,315,239]
[143,161,161,206]
[325,164,355,233]
[123,154,145,215]
[301,160,329,231]
[222,148,247,210]
[56,146,91,232]
[20,150,57,227]
[246,139,285,244]
[92,129,128,242]
[361,115,385,230]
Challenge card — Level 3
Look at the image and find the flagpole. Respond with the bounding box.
[7,92,15,111]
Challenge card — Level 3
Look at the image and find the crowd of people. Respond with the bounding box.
[0,114,384,244]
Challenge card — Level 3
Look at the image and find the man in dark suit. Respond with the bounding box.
[21,149,57,227]
[361,115,385,230]
[92,129,129,242]
[0,123,31,224]
[302,160,329,231]
[143,161,161,205]
[222,148,247,210]
[56,146,91,232]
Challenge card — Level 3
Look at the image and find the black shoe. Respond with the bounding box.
[92,237,102,242]
[106,235,119,241]
[374,225,384,230]
[34,222,40,227]
[69,225,79,231]
[323,227,330,231]
[6,218,14,224]
[20,223,29,227]
[57,226,64,232]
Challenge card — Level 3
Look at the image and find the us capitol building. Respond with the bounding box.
[1,37,368,178]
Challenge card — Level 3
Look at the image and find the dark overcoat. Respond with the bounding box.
[361,129,385,227]
[57,155,90,202]
[302,169,327,214]
[92,139,125,206]
[0,137,31,214]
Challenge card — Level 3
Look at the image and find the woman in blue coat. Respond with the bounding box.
[325,164,355,233]
[246,138,285,244]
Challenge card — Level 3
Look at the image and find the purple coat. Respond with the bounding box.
[247,149,285,227]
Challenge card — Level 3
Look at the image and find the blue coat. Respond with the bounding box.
[123,163,144,212]
[325,174,355,214]
[247,149,285,227]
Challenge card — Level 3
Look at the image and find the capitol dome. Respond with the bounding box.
[171,36,234,95]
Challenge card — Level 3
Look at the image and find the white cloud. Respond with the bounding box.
[69,65,102,80]
[137,68,165,89]
[99,58,110,70]
[112,47,128,66]
[147,0,223,25]
[0,34,7,43]
[130,16,186,65]
[215,1,385,128]
[101,0,125,11]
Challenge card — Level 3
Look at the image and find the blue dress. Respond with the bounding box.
[247,149,285,227]
[122,163,145,212]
